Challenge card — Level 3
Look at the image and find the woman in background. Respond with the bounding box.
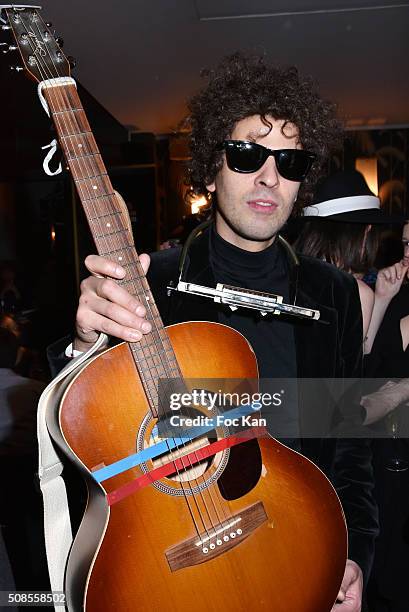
[294,169,405,353]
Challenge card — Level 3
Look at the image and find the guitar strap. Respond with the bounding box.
[37,333,108,609]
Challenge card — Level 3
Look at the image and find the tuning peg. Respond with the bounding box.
[45,22,53,28]
[1,25,11,30]
[67,56,76,69]
[54,36,64,47]
[10,65,24,72]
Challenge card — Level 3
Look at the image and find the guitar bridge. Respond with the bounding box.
[165,501,267,572]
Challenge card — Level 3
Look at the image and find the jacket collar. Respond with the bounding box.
[179,221,311,308]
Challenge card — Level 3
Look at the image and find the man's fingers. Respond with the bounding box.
[139,253,151,275]
[77,294,151,335]
[98,298,151,333]
[84,254,126,279]
[80,277,146,319]
[76,253,154,342]
[83,253,150,286]
[379,380,396,391]
[77,311,143,343]
[333,601,356,610]
[336,588,345,602]
[84,253,150,279]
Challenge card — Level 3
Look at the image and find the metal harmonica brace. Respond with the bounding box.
[168,281,320,321]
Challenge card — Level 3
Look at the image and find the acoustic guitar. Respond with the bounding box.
[4,6,347,611]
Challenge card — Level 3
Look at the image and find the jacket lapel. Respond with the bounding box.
[169,228,220,324]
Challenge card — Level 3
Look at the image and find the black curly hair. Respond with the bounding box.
[187,53,342,213]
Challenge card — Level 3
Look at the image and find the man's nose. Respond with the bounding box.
[255,156,280,188]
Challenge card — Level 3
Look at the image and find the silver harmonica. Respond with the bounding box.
[168,281,320,321]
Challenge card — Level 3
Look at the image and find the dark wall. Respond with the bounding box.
[0,59,162,346]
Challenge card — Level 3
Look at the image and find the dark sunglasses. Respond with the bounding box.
[218,140,316,182]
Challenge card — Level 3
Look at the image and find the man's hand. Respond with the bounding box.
[331,559,363,611]
[74,253,151,352]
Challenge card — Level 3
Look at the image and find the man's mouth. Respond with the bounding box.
[247,199,278,213]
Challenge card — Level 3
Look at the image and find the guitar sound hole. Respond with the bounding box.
[136,409,231,496]
[153,407,220,483]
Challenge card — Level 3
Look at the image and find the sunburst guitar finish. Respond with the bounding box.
[59,322,347,612]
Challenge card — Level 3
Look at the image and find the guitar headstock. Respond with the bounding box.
[0,4,70,82]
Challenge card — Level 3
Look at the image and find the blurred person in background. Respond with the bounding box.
[294,170,405,354]
[364,222,409,612]
[0,327,48,590]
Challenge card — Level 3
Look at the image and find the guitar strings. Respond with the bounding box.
[22,9,235,541]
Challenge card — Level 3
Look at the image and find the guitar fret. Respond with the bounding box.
[133,352,168,363]
[74,172,110,182]
[136,346,167,354]
[52,107,83,116]
[141,357,166,367]
[138,359,165,367]
[72,174,114,197]
[82,194,117,206]
[94,228,129,239]
[133,349,173,362]
[81,193,116,203]
[140,361,167,371]
[59,132,100,159]
[60,130,94,140]
[88,210,123,222]
[68,156,105,177]
[135,340,165,353]
[67,152,103,162]
[106,245,135,256]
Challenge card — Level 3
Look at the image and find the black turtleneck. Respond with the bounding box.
[209,227,299,441]
[209,226,297,379]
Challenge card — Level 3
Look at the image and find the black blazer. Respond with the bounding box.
[147,226,378,581]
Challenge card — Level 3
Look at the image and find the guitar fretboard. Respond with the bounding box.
[43,81,180,416]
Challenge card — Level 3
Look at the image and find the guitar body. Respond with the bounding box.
[56,321,347,612]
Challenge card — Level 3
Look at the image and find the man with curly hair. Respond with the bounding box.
[55,53,377,611]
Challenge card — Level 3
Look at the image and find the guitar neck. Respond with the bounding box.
[43,83,129,257]
[42,82,180,416]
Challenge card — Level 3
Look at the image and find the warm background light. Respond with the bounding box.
[190,195,208,214]
[355,157,378,196]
